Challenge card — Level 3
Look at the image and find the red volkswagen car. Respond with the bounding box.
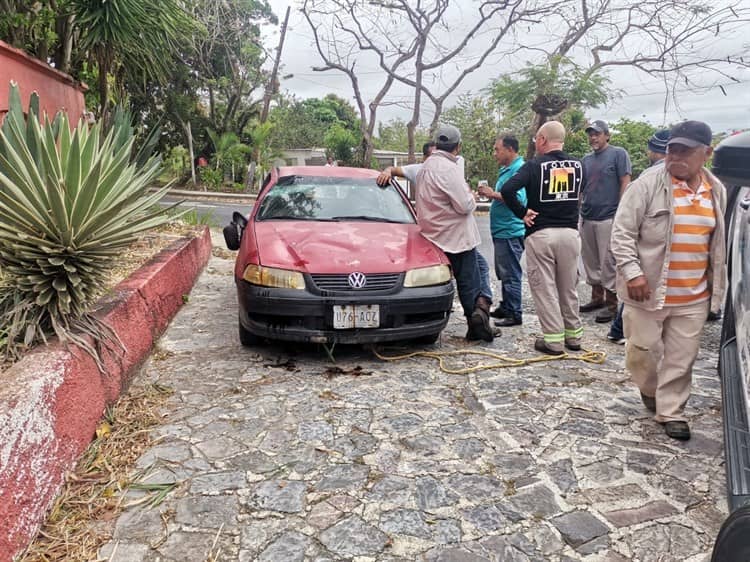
[223,166,455,346]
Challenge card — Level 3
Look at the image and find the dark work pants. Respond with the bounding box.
[446,248,489,317]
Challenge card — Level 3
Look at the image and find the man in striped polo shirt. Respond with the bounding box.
[611,121,726,441]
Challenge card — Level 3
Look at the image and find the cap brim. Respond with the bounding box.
[667,137,705,148]
[585,127,606,134]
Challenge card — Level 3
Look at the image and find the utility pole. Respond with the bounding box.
[251,6,290,189]
[260,6,290,124]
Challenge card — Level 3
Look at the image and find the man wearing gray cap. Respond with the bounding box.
[611,120,726,440]
[580,120,633,323]
[416,124,495,342]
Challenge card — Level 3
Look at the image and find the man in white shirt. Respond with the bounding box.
[377,142,436,187]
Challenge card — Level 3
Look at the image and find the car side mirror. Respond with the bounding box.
[223,211,249,251]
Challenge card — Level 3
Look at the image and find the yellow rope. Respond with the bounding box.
[371,346,607,375]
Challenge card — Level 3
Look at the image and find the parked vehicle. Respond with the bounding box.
[223,166,455,346]
[712,130,750,561]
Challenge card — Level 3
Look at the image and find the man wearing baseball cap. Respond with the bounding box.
[611,120,726,440]
[416,124,496,342]
[580,120,633,323]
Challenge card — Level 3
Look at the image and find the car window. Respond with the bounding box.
[256,176,415,223]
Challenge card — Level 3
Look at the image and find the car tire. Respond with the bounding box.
[414,332,441,345]
[711,505,750,562]
[239,322,260,346]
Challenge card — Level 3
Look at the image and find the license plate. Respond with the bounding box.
[333,305,380,329]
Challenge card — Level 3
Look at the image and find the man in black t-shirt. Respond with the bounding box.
[501,121,584,355]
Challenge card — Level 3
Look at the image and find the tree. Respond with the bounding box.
[491,0,750,156]
[302,0,557,164]
[489,57,609,158]
[0,1,58,62]
[72,0,194,118]
[183,0,276,137]
[375,118,430,153]
[125,0,277,185]
[267,94,361,150]
[207,129,251,183]
[303,0,749,164]
[324,123,359,165]
[608,119,659,179]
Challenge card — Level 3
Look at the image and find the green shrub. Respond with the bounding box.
[199,167,223,190]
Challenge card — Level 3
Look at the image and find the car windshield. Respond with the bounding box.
[256,176,415,224]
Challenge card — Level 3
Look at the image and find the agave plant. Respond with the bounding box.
[0,83,175,363]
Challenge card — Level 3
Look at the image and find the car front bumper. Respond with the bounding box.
[237,279,454,344]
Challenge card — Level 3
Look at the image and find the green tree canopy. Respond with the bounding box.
[608,119,659,179]
[268,94,361,150]
[489,57,610,158]
[375,118,430,153]
[443,95,505,186]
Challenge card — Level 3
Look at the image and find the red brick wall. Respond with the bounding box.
[0,40,87,124]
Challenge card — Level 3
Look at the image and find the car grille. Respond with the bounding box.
[310,273,401,292]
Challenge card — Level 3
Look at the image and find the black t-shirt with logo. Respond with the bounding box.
[500,150,583,237]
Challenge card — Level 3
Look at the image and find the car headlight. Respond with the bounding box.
[243,265,305,289]
[403,264,451,287]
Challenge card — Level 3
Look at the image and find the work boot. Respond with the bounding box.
[467,325,502,341]
[469,296,494,342]
[595,290,618,323]
[580,284,605,312]
[534,337,564,356]
[490,306,507,319]
[497,315,522,327]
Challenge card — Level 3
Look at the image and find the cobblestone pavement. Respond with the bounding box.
[100,233,727,561]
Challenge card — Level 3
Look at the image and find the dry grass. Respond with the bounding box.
[93,223,204,303]
[18,382,174,562]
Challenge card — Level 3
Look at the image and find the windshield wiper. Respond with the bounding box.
[330,215,408,223]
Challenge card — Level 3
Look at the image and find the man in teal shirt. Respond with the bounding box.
[478,135,526,326]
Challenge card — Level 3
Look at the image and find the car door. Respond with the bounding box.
[730,188,750,412]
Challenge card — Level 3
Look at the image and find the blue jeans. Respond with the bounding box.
[609,303,624,339]
[446,248,491,317]
[477,251,493,302]
[493,236,524,318]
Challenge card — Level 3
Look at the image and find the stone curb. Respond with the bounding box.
[0,227,213,561]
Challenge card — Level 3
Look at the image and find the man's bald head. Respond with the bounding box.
[538,121,565,143]
[534,121,566,154]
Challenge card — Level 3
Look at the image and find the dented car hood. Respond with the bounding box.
[251,220,448,274]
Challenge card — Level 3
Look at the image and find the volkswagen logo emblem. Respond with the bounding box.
[348,271,367,289]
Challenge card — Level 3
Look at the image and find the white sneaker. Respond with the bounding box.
[607,334,626,345]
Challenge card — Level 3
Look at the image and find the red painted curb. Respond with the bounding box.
[0,227,212,561]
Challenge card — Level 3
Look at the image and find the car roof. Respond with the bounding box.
[277,166,379,179]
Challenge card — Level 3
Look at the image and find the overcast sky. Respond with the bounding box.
[264,1,750,135]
